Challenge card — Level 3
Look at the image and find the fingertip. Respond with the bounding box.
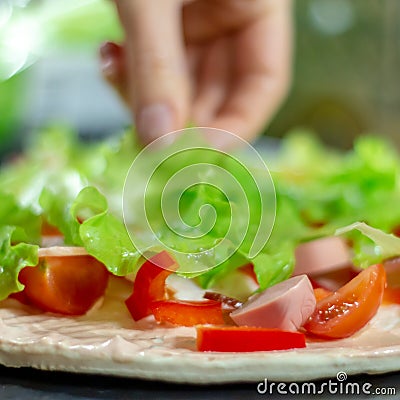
[99,42,120,80]
[99,41,130,104]
[100,41,123,56]
[136,103,175,145]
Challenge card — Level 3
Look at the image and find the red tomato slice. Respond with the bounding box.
[125,251,177,321]
[196,326,306,352]
[19,255,109,315]
[303,264,386,339]
[151,300,224,326]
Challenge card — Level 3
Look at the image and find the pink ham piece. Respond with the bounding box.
[229,275,316,331]
[294,236,352,276]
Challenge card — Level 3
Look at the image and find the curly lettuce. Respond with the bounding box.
[1,126,400,297]
[0,226,38,300]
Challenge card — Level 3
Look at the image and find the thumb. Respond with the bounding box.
[115,0,190,144]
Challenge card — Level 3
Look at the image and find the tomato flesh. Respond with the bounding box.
[151,300,224,326]
[125,251,177,321]
[197,326,306,352]
[19,255,109,315]
[303,264,386,339]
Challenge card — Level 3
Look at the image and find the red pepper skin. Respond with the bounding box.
[125,251,177,321]
[151,300,225,326]
[196,326,306,352]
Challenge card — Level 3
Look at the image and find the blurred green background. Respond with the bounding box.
[0,0,399,158]
[268,0,400,149]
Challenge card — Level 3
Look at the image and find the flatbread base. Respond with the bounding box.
[0,277,399,384]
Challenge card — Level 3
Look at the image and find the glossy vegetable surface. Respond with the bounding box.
[304,264,386,339]
[125,251,177,321]
[197,326,306,352]
[151,300,224,326]
[19,255,109,315]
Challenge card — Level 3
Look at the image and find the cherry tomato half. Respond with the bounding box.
[19,255,109,315]
[303,264,386,339]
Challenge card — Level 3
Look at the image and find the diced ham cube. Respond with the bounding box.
[229,275,316,331]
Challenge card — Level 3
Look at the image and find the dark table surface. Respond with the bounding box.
[0,366,399,400]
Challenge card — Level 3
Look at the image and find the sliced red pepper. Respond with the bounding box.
[125,251,177,321]
[9,290,31,305]
[196,326,306,352]
[151,300,225,326]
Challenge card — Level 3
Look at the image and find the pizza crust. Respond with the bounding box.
[1,277,400,384]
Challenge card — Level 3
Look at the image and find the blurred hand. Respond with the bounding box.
[100,0,292,147]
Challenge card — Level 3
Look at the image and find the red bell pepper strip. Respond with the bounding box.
[197,326,306,352]
[125,251,177,321]
[151,300,225,326]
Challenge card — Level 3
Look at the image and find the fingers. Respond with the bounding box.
[99,42,129,103]
[182,0,270,43]
[106,0,292,146]
[190,37,232,126]
[201,0,293,144]
[114,0,190,144]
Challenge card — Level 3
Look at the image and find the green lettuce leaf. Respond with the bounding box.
[0,226,38,300]
[80,213,141,276]
[75,187,141,276]
[336,222,400,267]
[253,243,295,290]
[0,191,41,244]
[39,187,82,245]
[3,126,400,294]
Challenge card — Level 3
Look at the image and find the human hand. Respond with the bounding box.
[100,0,292,147]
